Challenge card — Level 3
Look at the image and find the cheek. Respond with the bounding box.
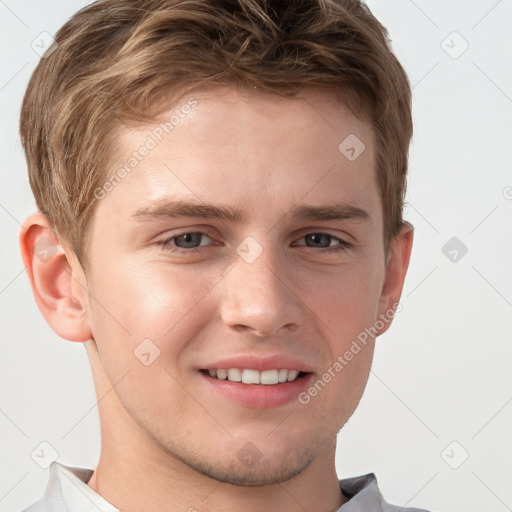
[85,260,216,374]
[83,262,215,424]
[309,258,384,343]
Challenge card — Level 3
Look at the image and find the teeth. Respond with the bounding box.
[287,369,299,381]
[261,369,278,385]
[242,369,260,384]
[278,368,288,383]
[227,368,241,382]
[207,368,303,384]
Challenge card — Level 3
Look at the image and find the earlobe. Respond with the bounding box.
[19,213,92,342]
[376,222,414,336]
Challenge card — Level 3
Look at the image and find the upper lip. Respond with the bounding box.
[201,354,314,373]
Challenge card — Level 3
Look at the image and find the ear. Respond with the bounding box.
[376,222,414,336]
[19,212,92,342]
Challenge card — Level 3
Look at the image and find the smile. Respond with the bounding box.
[205,368,307,384]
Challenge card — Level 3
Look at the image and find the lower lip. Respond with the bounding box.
[200,371,314,409]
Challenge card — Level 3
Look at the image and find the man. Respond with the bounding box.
[18,0,428,510]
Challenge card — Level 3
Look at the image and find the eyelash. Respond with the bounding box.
[157,231,351,255]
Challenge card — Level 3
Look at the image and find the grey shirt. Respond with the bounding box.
[21,461,431,512]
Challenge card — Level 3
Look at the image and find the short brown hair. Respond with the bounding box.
[20,0,412,269]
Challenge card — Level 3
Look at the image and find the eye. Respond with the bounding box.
[294,233,351,254]
[158,231,214,253]
[157,231,351,255]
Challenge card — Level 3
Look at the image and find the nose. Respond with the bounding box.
[218,238,304,338]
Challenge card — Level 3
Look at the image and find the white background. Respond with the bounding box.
[1,1,511,511]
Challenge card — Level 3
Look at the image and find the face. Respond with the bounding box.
[80,85,393,485]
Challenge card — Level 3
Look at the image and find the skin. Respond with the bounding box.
[20,84,413,512]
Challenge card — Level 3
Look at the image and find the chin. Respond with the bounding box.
[161,434,323,487]
[190,452,315,486]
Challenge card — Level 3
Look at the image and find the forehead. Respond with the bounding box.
[98,85,379,224]
[156,84,372,154]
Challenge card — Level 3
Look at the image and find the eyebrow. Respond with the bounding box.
[132,199,371,224]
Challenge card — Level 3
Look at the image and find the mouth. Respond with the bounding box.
[199,367,313,408]
[201,368,309,385]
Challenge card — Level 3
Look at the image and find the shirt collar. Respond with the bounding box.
[29,462,400,512]
[39,462,117,512]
